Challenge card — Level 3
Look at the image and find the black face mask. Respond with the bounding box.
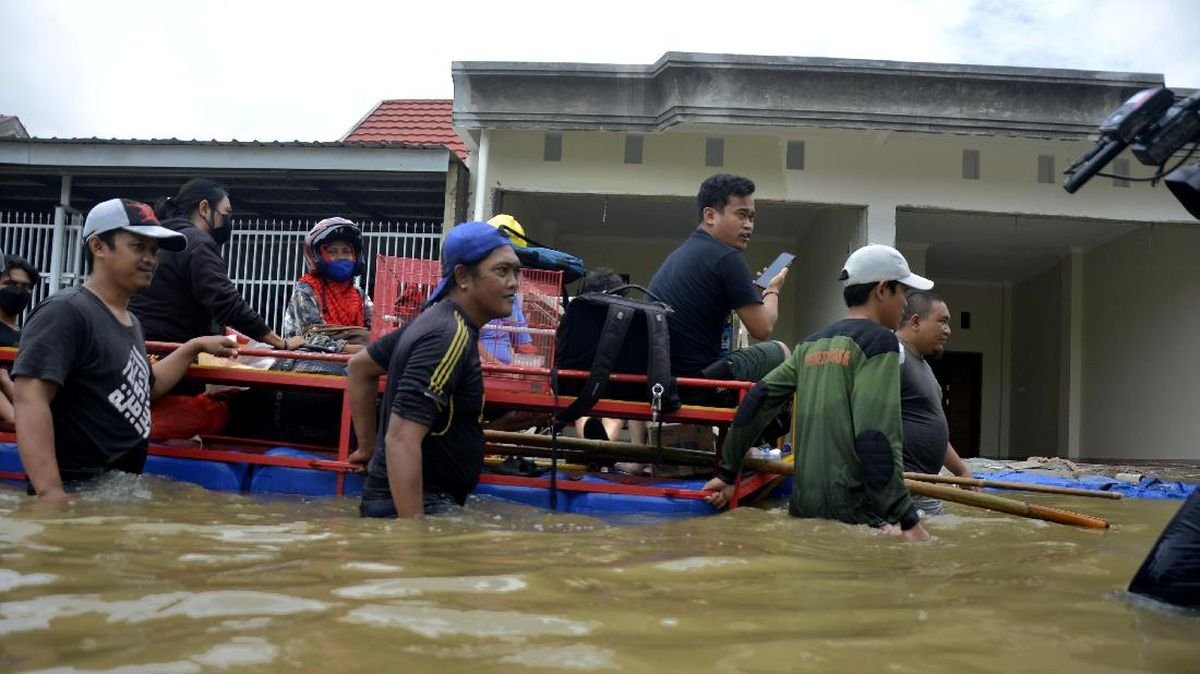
[209,212,234,247]
[0,286,31,315]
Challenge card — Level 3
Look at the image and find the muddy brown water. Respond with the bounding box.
[0,474,1194,673]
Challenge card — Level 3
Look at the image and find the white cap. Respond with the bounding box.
[839,244,933,290]
[83,198,188,253]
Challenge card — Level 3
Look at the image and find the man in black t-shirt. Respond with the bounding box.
[895,290,976,515]
[12,199,236,504]
[648,174,790,401]
[350,221,523,518]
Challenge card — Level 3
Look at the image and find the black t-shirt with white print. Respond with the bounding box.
[13,286,154,477]
[363,299,484,505]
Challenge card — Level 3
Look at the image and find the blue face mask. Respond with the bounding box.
[324,259,357,282]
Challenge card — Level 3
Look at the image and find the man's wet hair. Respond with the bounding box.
[578,267,624,294]
[843,280,899,308]
[901,290,945,324]
[697,174,755,221]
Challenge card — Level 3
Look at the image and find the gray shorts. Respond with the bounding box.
[912,494,945,517]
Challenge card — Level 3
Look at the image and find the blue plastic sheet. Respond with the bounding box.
[973,470,1197,500]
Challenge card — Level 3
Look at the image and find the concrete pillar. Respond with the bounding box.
[471,130,491,222]
[49,174,72,292]
[861,202,897,246]
[442,161,470,235]
[1059,248,1084,459]
[999,282,1013,458]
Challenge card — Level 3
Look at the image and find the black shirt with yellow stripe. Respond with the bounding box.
[364,299,484,505]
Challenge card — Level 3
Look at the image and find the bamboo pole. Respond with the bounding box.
[485,430,715,466]
[484,433,1110,528]
[904,472,1123,500]
[486,431,793,475]
[486,430,792,475]
[904,479,1109,529]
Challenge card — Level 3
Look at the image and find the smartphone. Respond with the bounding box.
[754,252,795,289]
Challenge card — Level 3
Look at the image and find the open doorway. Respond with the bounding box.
[898,207,1139,458]
[930,351,982,458]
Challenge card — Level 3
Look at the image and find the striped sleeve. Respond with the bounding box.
[389,311,470,427]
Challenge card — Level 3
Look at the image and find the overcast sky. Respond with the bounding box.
[1,0,1197,141]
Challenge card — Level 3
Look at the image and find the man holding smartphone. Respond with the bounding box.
[649,174,790,403]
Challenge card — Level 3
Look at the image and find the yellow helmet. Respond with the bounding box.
[486,214,527,248]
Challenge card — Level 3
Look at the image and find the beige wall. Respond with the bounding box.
[1008,266,1064,457]
[936,282,1008,457]
[1082,223,1200,461]
[484,128,1195,225]
[791,209,862,341]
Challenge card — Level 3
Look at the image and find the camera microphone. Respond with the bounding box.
[1063,87,1176,193]
[1132,90,1200,167]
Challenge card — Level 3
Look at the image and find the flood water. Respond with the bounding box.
[0,475,1194,673]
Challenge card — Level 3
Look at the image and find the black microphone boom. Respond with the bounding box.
[1064,87,1200,209]
[1063,138,1128,194]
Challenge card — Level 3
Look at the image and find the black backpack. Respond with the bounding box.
[552,285,681,424]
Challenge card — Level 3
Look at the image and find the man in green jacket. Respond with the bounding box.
[703,244,932,542]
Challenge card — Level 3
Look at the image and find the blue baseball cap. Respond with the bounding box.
[427,221,514,304]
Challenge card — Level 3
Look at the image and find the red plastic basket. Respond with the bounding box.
[371,255,563,393]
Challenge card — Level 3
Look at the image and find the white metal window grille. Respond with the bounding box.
[0,212,442,334]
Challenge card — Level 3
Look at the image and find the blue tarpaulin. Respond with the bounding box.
[973,470,1197,500]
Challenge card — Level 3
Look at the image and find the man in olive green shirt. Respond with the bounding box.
[704,244,932,542]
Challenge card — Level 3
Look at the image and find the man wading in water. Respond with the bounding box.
[13,199,236,504]
[353,221,522,517]
[895,290,977,516]
[704,244,933,542]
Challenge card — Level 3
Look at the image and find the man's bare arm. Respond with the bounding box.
[0,370,14,424]
[347,349,387,464]
[151,336,238,400]
[385,414,430,518]
[14,377,68,503]
[735,267,788,340]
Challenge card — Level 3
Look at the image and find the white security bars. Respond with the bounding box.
[0,213,441,334]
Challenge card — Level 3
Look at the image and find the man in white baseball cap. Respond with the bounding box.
[80,198,189,252]
[12,198,235,504]
[705,243,933,542]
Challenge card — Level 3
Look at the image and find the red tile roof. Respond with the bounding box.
[344,99,467,162]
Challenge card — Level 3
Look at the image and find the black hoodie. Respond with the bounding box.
[129,217,271,342]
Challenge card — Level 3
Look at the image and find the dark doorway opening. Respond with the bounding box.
[930,351,983,458]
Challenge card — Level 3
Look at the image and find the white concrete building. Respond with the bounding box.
[452,52,1198,463]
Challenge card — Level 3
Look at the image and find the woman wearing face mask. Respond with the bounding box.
[129,178,302,350]
[282,218,373,356]
[234,218,372,445]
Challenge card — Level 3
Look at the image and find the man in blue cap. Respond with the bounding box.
[351,221,521,517]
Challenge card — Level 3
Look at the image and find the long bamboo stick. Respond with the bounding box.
[486,431,793,476]
[485,430,715,466]
[904,471,1123,500]
[904,479,1109,529]
[484,433,1110,528]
